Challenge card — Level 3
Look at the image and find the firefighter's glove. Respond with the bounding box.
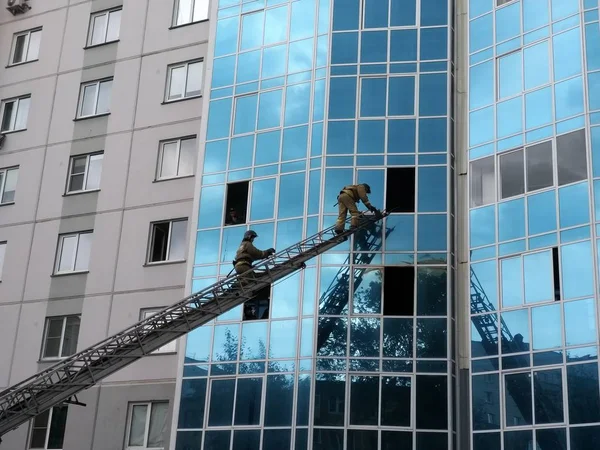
[368,205,377,212]
[267,248,276,256]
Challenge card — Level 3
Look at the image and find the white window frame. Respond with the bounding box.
[172,0,209,27]
[77,78,113,119]
[0,166,19,204]
[165,60,203,102]
[1,95,31,132]
[28,405,68,450]
[54,231,93,274]
[156,137,196,180]
[147,219,188,264]
[87,7,122,47]
[124,401,168,450]
[65,152,104,194]
[40,315,81,360]
[9,27,41,66]
[140,309,177,354]
[0,241,6,281]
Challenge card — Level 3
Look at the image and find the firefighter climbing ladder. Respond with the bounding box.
[0,211,389,441]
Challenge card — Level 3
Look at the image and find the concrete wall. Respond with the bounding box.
[0,0,207,447]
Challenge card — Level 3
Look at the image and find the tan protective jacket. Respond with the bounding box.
[235,240,270,265]
[340,184,373,209]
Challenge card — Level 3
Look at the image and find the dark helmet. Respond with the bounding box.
[243,230,258,241]
[362,183,371,194]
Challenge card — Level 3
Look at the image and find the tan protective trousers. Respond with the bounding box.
[334,193,360,231]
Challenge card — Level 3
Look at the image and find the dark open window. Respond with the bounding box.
[386,168,415,212]
[225,181,249,226]
[552,247,561,301]
[243,297,270,321]
[383,266,414,316]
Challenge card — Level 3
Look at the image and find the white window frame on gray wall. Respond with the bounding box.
[172,0,209,27]
[9,27,41,66]
[124,401,169,450]
[87,7,122,47]
[165,60,203,102]
[40,315,81,360]
[1,95,31,132]
[140,309,177,354]
[54,231,93,274]
[28,405,68,450]
[0,241,6,281]
[0,166,19,204]
[156,137,196,180]
[77,78,112,118]
[66,152,104,194]
[147,219,188,264]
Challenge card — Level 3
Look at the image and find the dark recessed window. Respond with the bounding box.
[557,129,587,186]
[225,181,249,226]
[148,219,188,263]
[383,266,414,316]
[386,167,415,212]
[499,149,524,199]
[526,141,553,192]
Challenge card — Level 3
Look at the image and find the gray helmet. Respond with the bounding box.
[243,230,258,241]
[362,183,371,194]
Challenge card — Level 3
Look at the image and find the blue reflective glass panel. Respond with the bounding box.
[388,119,416,153]
[255,130,280,165]
[204,140,228,173]
[234,94,258,134]
[470,61,494,110]
[198,185,225,228]
[384,215,414,250]
[419,73,447,116]
[262,45,287,79]
[532,304,562,350]
[559,182,590,229]
[470,14,493,53]
[420,27,448,61]
[258,89,282,130]
[272,272,301,318]
[495,2,521,42]
[586,23,600,72]
[419,118,447,153]
[318,0,330,33]
[553,28,582,81]
[361,31,387,63]
[332,0,360,30]
[331,32,359,64]
[499,198,525,242]
[324,168,353,213]
[421,0,447,25]
[269,320,297,358]
[207,98,233,140]
[470,0,492,19]
[358,120,385,154]
[327,121,355,154]
[390,29,418,61]
[288,38,314,73]
[562,241,594,299]
[525,87,552,129]
[241,11,264,51]
[317,35,328,67]
[389,77,415,116]
[523,0,549,31]
[236,51,260,84]
[278,172,305,219]
[472,260,498,309]
[565,298,597,346]
[290,0,315,40]
[499,51,522,99]
[391,0,416,25]
[282,126,308,160]
[229,135,254,169]
[417,214,446,250]
[330,77,357,119]
[497,97,522,138]
[555,76,584,120]
[527,190,556,235]
[215,17,239,57]
[313,80,325,122]
[364,0,388,27]
[469,106,494,146]
[589,72,600,111]
[250,178,276,220]
[552,0,579,21]
[523,250,553,304]
[264,6,288,45]
[213,56,236,88]
[524,41,550,90]
[418,167,446,212]
[501,257,523,307]
[284,83,310,126]
[361,77,387,117]
[470,205,495,247]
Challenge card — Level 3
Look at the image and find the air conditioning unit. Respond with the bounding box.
[7,0,31,15]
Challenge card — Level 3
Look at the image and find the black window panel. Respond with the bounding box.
[557,129,587,186]
[234,378,262,425]
[243,296,270,321]
[178,378,207,428]
[296,375,310,426]
[383,266,414,316]
[499,149,524,199]
[264,374,294,426]
[537,428,566,450]
[416,267,447,315]
[317,317,347,356]
[567,363,600,424]
[207,379,235,426]
[263,429,291,450]
[416,375,447,429]
[347,430,377,450]
[225,181,249,225]
[314,375,345,426]
[416,432,448,450]
[381,376,411,426]
[295,429,308,450]
[505,372,533,426]
[1,102,14,131]
[472,374,500,430]
[232,430,260,450]
[382,431,412,450]
[570,425,600,450]
[175,430,202,450]
[150,222,170,262]
[526,141,553,192]
[533,369,563,424]
[473,432,500,450]
[204,431,231,450]
[416,318,447,358]
[552,247,561,301]
[30,409,51,449]
[504,430,533,449]
[350,376,378,425]
[47,406,68,450]
[382,318,413,358]
[313,429,343,450]
[386,167,415,212]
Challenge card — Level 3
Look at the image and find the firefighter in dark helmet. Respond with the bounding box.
[334,183,379,234]
[233,230,275,276]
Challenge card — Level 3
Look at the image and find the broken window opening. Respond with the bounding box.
[386,168,415,212]
[383,266,414,316]
[225,181,249,226]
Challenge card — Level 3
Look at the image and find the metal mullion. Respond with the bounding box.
[165,221,174,261]
[72,233,81,271]
[101,11,110,43]
[58,317,68,359]
[184,62,193,98]
[44,406,54,450]
[9,99,18,131]
[91,81,100,116]
[144,402,152,448]
[175,138,183,177]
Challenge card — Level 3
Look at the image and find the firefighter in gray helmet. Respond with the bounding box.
[334,183,379,234]
[234,230,275,276]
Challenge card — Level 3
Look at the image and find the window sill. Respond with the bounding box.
[0,201,15,207]
[5,58,39,69]
[169,19,209,30]
[0,128,27,135]
[143,260,186,267]
[51,270,90,278]
[38,357,67,363]
[161,95,202,105]
[63,189,100,197]
[153,174,195,183]
[73,112,111,122]
[84,39,120,50]
[146,351,177,356]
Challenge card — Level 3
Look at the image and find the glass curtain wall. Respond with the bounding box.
[175,0,454,448]
[469,0,600,448]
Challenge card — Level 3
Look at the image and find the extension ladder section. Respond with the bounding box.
[316,218,394,352]
[0,211,389,439]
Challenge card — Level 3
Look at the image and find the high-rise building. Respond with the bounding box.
[2,0,600,449]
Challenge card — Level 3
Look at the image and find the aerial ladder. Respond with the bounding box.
[0,211,389,442]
